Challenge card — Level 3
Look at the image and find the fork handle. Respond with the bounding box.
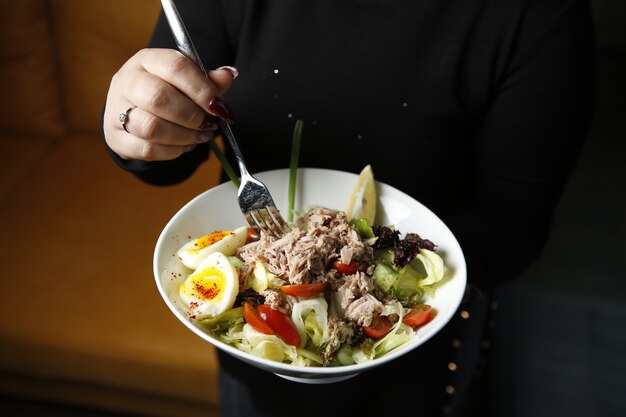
[219,122,251,178]
[161,0,251,180]
[161,0,207,75]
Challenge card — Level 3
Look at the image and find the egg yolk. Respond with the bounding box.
[190,231,233,254]
[191,268,226,302]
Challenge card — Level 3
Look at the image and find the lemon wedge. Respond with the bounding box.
[345,164,377,224]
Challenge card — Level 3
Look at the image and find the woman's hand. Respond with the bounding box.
[103,48,238,161]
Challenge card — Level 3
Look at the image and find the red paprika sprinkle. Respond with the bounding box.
[195,283,220,300]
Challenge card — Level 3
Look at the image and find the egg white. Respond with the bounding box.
[177,226,248,270]
[179,251,240,320]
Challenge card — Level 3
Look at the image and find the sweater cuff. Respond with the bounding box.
[102,135,211,186]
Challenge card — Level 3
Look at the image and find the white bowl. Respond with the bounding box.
[153,168,466,384]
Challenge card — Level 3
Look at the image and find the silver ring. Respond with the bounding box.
[119,107,134,133]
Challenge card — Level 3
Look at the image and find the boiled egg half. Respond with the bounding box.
[177,226,248,270]
[179,252,239,320]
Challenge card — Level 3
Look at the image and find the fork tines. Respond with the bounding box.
[246,205,291,238]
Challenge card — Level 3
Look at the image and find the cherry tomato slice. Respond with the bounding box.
[246,227,260,243]
[280,283,327,299]
[362,315,392,339]
[402,304,434,328]
[257,304,301,347]
[332,260,368,275]
[243,302,274,335]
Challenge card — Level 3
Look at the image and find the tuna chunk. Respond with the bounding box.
[236,206,386,330]
[259,289,292,314]
[336,272,376,309]
[344,293,384,327]
[237,207,373,285]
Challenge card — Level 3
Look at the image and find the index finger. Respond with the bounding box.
[140,48,221,117]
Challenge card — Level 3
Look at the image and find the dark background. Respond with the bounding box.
[488,1,626,416]
[1,0,624,416]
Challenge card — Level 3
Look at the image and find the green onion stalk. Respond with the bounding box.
[288,119,304,223]
[208,139,240,188]
[209,119,304,223]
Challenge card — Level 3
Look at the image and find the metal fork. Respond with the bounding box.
[161,0,291,237]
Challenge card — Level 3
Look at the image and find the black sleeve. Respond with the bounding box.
[445,0,596,288]
[102,135,213,186]
[102,0,235,186]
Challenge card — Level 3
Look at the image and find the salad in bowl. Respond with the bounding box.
[154,167,466,383]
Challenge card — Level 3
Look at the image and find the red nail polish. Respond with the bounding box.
[208,97,235,124]
[200,114,220,131]
[196,129,213,143]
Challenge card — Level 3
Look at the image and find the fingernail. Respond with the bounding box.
[196,129,214,144]
[216,65,239,79]
[208,97,235,124]
[200,115,220,131]
[184,144,197,153]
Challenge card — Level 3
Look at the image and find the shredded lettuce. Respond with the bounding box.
[200,307,244,333]
[243,324,323,365]
[334,345,357,366]
[352,345,375,364]
[243,324,298,361]
[252,340,287,362]
[291,296,329,348]
[411,248,445,298]
[373,301,414,357]
[331,338,375,365]
[216,322,323,365]
[415,249,445,286]
[395,266,425,306]
[304,311,325,347]
[332,302,414,365]
[373,248,445,305]
[247,260,283,292]
[227,256,245,270]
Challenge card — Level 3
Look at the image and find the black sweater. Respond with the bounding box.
[109,0,595,290]
[105,1,595,414]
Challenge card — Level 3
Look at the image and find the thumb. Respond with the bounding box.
[208,66,239,95]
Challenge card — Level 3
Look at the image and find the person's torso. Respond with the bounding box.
[214,0,522,215]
